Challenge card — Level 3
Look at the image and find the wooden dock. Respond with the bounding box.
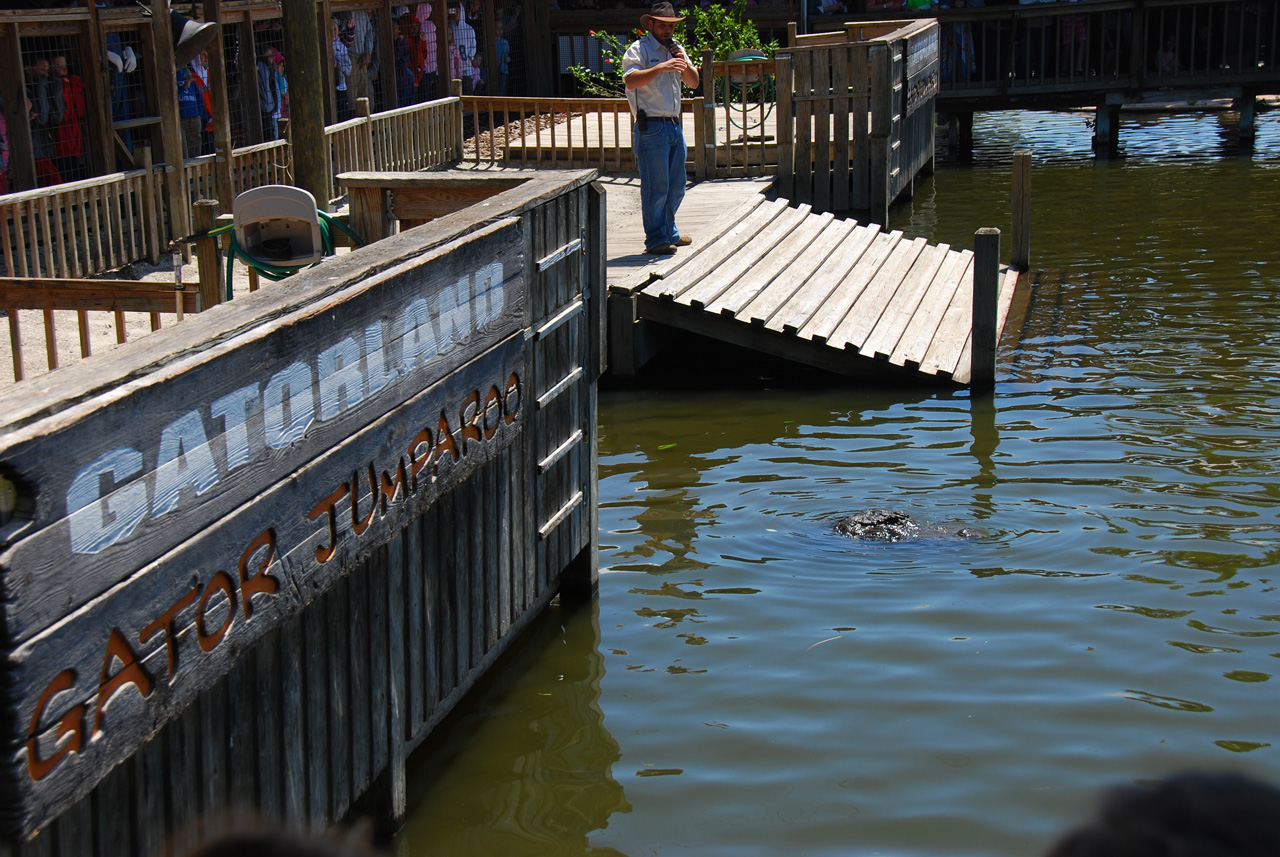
[604,177,1021,385]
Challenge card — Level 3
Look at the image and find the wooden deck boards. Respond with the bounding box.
[603,175,1018,386]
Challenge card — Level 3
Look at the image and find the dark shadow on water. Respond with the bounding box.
[396,600,631,857]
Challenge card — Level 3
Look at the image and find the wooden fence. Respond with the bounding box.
[0,170,605,855]
[776,19,938,220]
[1,97,464,385]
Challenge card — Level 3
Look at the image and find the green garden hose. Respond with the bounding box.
[208,210,364,302]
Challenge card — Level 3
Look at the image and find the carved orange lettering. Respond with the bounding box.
[94,627,153,736]
[434,410,460,474]
[407,428,433,491]
[459,390,483,453]
[27,669,84,781]
[309,483,350,563]
[197,571,236,652]
[482,385,503,440]
[351,464,377,536]
[239,529,279,617]
[139,585,200,678]
[380,457,410,512]
[504,372,521,424]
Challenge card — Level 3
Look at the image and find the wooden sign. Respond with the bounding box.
[0,218,527,839]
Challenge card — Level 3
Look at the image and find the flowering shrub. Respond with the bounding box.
[570,2,775,98]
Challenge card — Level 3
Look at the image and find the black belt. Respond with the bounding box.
[649,116,680,124]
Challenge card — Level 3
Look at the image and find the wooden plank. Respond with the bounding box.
[680,205,813,312]
[648,199,790,303]
[406,502,425,732]
[279,616,307,827]
[919,261,974,380]
[251,627,280,823]
[368,546,389,780]
[50,796,90,857]
[753,219,875,330]
[91,760,131,857]
[829,237,929,353]
[130,733,165,857]
[794,51,813,205]
[1,221,527,644]
[831,45,851,211]
[349,566,371,798]
[851,46,871,210]
[795,229,904,344]
[199,676,230,825]
[329,578,353,821]
[304,596,330,828]
[165,705,201,854]
[895,250,972,369]
[730,218,858,327]
[813,49,832,214]
[385,530,407,823]
[860,242,952,360]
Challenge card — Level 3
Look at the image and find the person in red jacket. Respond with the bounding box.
[51,55,86,182]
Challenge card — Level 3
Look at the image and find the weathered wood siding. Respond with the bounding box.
[0,170,604,855]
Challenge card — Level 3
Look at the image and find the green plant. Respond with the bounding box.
[568,2,776,98]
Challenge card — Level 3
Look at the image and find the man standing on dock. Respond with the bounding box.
[623,3,699,255]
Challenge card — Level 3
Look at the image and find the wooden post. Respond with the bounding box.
[869,44,892,226]
[696,47,715,181]
[1094,102,1120,158]
[776,55,794,201]
[193,199,222,308]
[141,144,160,263]
[971,227,999,391]
[1236,90,1257,138]
[283,0,332,212]
[204,0,234,209]
[3,23,37,192]
[1010,149,1030,271]
[81,2,113,180]
[153,0,192,250]
[356,96,374,171]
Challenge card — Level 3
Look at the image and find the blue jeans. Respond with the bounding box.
[634,120,686,250]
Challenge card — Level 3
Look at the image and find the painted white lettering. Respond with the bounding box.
[210,383,260,473]
[67,447,148,554]
[364,321,397,396]
[152,410,221,517]
[475,262,504,327]
[400,297,441,371]
[263,362,316,449]
[317,337,366,421]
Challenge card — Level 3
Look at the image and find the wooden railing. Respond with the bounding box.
[1,97,464,385]
[831,0,1280,106]
[368,99,466,172]
[699,54,780,179]
[776,18,938,218]
[462,96,640,171]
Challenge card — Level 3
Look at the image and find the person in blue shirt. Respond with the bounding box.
[176,67,210,159]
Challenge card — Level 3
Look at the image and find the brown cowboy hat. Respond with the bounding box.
[641,2,685,27]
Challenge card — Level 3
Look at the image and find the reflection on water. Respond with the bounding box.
[398,109,1280,857]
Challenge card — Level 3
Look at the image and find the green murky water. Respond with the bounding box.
[395,109,1280,857]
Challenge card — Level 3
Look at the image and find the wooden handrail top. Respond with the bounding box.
[0,168,152,206]
[464,96,631,108]
[371,96,462,119]
[336,170,540,188]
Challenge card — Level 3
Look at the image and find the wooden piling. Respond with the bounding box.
[1011,150,1031,271]
[193,199,222,308]
[282,0,331,211]
[971,227,1000,390]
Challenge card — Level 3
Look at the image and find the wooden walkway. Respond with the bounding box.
[604,176,1020,385]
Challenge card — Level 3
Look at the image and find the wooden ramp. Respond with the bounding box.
[611,193,1020,386]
